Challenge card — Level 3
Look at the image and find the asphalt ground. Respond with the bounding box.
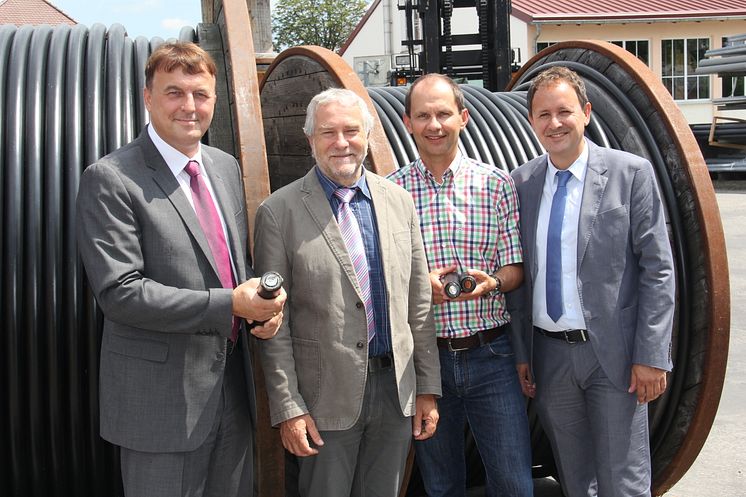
[471,179,746,497]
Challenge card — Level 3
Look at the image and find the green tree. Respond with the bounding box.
[273,0,369,52]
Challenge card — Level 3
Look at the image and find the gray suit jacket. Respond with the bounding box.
[76,129,255,452]
[253,168,441,430]
[507,140,675,390]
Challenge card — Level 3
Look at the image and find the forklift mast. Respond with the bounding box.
[398,0,512,91]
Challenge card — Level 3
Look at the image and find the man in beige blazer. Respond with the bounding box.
[254,88,441,497]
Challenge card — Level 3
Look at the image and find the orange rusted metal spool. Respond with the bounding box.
[248,45,729,497]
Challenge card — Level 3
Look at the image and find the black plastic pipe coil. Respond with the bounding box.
[368,77,692,491]
[0,23,713,496]
[0,23,197,497]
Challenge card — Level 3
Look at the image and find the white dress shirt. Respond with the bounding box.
[147,124,237,275]
[532,141,589,331]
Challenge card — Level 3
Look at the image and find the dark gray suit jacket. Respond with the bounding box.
[507,140,675,391]
[76,129,255,452]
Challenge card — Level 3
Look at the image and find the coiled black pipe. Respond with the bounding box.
[1,23,728,497]
[362,56,709,496]
[369,80,695,492]
[0,23,199,497]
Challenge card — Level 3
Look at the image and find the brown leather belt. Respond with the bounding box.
[535,327,589,344]
[437,324,506,352]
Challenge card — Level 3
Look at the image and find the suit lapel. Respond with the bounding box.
[523,159,548,284]
[301,168,365,300]
[366,171,391,290]
[577,142,608,267]
[142,132,222,283]
[203,151,246,282]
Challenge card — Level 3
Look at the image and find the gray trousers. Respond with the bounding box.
[533,331,651,497]
[120,348,253,497]
[297,366,411,497]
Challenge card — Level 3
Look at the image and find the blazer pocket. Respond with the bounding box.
[107,333,169,363]
[596,205,629,235]
[392,230,412,275]
[291,337,321,410]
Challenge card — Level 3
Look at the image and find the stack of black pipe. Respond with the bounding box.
[368,57,701,492]
[0,22,197,497]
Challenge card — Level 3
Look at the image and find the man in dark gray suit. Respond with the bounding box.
[253,88,441,497]
[508,66,675,497]
[76,42,286,497]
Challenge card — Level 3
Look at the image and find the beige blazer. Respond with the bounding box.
[254,167,441,430]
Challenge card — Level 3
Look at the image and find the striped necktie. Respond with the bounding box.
[334,187,376,342]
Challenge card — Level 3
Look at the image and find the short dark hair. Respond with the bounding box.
[526,66,589,116]
[404,73,465,116]
[145,42,217,90]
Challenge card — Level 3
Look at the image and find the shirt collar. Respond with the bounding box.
[546,138,589,185]
[314,166,372,202]
[148,124,204,176]
[415,151,465,186]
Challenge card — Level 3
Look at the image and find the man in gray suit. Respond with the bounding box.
[253,88,441,497]
[508,66,675,497]
[76,42,286,497]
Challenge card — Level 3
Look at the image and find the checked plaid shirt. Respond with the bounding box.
[388,153,522,338]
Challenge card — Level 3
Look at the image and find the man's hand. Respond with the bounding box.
[232,278,286,323]
[413,394,439,441]
[629,364,667,404]
[429,265,458,304]
[280,414,324,457]
[449,269,497,302]
[516,363,535,398]
[250,311,284,339]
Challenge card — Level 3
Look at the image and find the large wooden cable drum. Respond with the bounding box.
[257,43,729,496]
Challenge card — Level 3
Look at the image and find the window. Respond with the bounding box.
[536,41,556,53]
[721,37,745,97]
[662,38,710,100]
[609,40,650,65]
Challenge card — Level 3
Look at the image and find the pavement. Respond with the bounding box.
[472,179,746,497]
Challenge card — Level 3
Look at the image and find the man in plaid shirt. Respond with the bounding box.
[388,74,533,497]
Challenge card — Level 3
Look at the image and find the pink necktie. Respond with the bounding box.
[184,160,238,341]
[334,188,376,342]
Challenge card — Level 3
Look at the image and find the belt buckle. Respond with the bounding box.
[447,338,470,353]
[562,329,588,344]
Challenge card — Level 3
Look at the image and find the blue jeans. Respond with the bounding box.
[415,333,534,497]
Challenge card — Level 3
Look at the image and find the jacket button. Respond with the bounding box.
[356,341,365,349]
[356,301,363,309]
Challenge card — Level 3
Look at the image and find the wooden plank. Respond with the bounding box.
[260,73,338,117]
[199,23,235,156]
[263,116,309,156]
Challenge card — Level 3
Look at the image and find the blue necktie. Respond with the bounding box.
[546,170,572,322]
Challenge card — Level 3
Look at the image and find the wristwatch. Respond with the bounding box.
[485,273,502,297]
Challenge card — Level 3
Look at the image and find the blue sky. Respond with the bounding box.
[53,0,203,40]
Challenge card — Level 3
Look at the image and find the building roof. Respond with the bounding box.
[511,0,746,23]
[341,0,746,55]
[0,0,76,27]
[339,0,381,55]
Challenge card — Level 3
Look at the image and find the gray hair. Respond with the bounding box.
[303,88,375,137]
